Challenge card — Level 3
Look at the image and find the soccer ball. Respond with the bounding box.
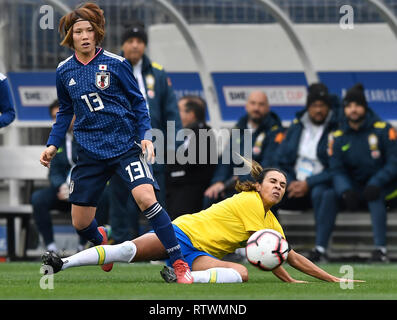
[245,229,289,271]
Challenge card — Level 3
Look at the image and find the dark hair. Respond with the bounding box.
[48,99,59,116]
[59,2,106,49]
[121,21,148,45]
[180,95,207,123]
[343,83,368,109]
[306,82,331,109]
[234,156,287,192]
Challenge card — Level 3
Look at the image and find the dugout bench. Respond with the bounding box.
[0,204,33,260]
[0,146,50,260]
[278,207,397,261]
[1,146,397,261]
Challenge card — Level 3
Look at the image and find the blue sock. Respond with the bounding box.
[76,219,103,246]
[143,202,184,265]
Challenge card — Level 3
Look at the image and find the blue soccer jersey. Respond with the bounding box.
[0,73,16,128]
[47,48,151,160]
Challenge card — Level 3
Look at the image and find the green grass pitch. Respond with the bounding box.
[1,262,397,300]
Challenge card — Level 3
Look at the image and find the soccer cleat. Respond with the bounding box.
[41,251,63,274]
[308,248,328,263]
[172,259,193,284]
[370,249,389,263]
[160,266,177,283]
[98,226,113,272]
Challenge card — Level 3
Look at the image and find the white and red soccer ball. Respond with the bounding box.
[245,229,289,271]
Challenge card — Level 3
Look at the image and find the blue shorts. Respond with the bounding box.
[69,143,159,207]
[151,224,217,270]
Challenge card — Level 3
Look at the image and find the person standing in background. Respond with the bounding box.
[120,21,182,207]
[166,95,217,219]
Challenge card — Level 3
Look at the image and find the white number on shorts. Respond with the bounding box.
[81,93,105,112]
[125,161,145,182]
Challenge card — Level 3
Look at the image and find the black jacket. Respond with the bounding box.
[167,121,216,187]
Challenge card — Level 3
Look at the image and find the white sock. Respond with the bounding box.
[61,241,136,270]
[315,246,325,253]
[192,268,242,283]
[376,246,387,254]
[47,242,58,252]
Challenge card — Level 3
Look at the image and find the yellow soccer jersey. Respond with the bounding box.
[173,191,285,259]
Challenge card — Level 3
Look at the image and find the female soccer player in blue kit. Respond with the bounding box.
[39,2,192,283]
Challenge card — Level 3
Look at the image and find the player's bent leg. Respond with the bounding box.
[132,184,193,284]
[42,232,168,273]
[131,232,168,262]
[161,256,245,284]
[191,255,248,283]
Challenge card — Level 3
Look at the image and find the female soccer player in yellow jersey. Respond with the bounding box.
[42,159,363,284]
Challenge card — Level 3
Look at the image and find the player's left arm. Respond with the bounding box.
[272,265,307,283]
[268,219,308,283]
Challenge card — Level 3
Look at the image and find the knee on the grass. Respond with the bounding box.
[237,265,249,282]
[118,241,136,261]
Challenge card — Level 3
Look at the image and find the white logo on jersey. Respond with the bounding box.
[69,180,74,194]
[95,71,110,90]
[99,64,107,71]
[69,78,76,86]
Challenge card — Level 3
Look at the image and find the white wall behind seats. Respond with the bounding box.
[148,23,397,72]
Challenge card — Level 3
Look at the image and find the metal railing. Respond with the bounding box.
[2,0,397,71]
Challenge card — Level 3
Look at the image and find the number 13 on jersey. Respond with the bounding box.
[125,158,154,182]
[81,92,104,112]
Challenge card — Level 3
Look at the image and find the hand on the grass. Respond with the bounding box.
[332,277,365,283]
[290,279,309,284]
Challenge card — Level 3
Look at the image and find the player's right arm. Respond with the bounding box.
[270,250,335,283]
[285,249,364,283]
[42,69,74,168]
[40,145,58,168]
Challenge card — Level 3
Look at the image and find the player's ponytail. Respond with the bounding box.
[234,155,287,193]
